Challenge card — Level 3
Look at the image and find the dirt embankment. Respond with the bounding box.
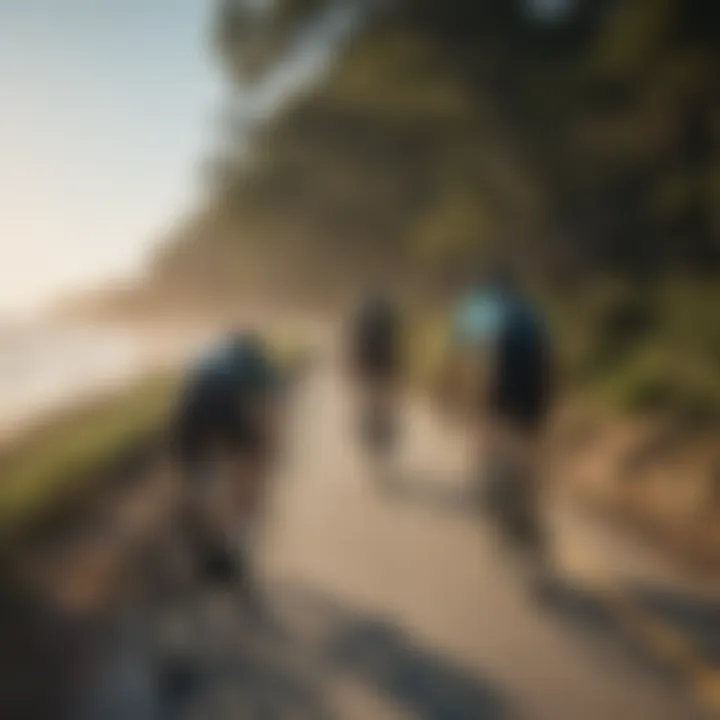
[550,405,720,575]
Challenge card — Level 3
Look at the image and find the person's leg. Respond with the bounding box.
[500,412,550,565]
[357,377,377,449]
[374,376,396,446]
[472,359,501,502]
[152,457,211,695]
[226,451,270,608]
[478,413,515,511]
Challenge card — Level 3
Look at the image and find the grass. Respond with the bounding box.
[0,373,178,542]
[546,278,720,422]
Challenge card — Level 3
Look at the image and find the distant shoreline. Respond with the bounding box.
[0,321,210,446]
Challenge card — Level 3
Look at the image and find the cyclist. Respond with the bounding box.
[171,329,283,601]
[443,280,503,417]
[451,268,554,554]
[347,289,403,467]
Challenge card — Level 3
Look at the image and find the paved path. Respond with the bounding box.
[80,347,719,719]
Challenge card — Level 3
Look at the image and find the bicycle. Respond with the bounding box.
[356,380,399,486]
[484,458,543,548]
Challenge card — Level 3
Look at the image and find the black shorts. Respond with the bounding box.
[175,416,267,472]
[177,499,241,587]
[354,347,399,381]
[489,379,550,433]
[491,396,546,433]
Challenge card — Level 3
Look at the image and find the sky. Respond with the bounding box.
[0,0,222,316]
[526,0,575,21]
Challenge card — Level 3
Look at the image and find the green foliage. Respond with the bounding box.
[203,0,720,280]
[591,0,677,80]
[214,0,328,82]
[326,33,471,120]
[150,0,720,421]
[549,279,720,420]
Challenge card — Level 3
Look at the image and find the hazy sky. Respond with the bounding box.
[0,0,221,316]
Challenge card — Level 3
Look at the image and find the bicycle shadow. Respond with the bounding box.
[371,471,720,695]
[532,573,720,692]
[126,579,510,719]
[631,584,720,665]
[260,583,512,720]
[0,577,105,720]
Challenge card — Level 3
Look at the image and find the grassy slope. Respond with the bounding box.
[0,374,177,541]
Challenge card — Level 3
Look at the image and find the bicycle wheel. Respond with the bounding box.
[481,455,545,558]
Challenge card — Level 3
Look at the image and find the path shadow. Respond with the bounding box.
[273,583,511,720]
[533,575,614,629]
[136,581,510,720]
[196,647,334,720]
[632,584,720,665]
[532,573,718,689]
[533,576,678,681]
[0,576,106,720]
[325,619,508,719]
